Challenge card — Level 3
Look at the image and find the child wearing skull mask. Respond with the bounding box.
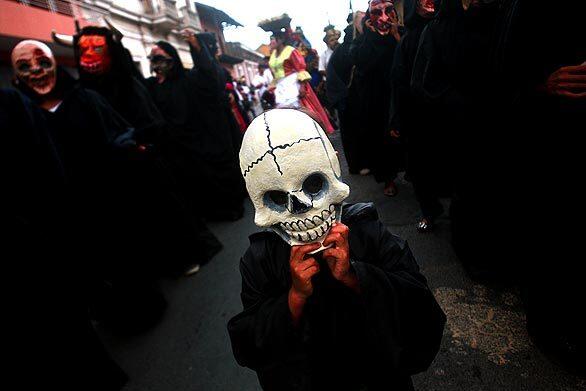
[228,109,445,391]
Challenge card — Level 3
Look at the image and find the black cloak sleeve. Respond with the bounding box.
[389,37,411,132]
[346,205,446,375]
[186,43,220,99]
[83,88,135,148]
[326,42,353,112]
[228,203,445,378]
[126,78,167,144]
[227,237,305,371]
[410,25,469,108]
[350,28,396,73]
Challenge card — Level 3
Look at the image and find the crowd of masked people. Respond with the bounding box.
[3,0,585,388]
[3,25,254,390]
[326,0,585,377]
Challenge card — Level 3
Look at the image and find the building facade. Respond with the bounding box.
[1,0,264,84]
[226,42,265,85]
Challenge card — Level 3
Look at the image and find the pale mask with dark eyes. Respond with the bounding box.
[239,109,350,249]
[417,0,436,18]
[368,0,396,35]
[11,40,57,96]
[148,46,174,79]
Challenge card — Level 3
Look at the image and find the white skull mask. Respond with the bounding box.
[240,109,350,247]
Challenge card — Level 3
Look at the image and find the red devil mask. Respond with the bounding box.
[11,40,57,96]
[78,35,111,75]
[368,0,396,35]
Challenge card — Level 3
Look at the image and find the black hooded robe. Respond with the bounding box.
[146,42,246,220]
[389,9,439,219]
[350,26,404,183]
[410,0,502,276]
[75,27,166,143]
[1,88,128,390]
[327,24,369,174]
[494,0,586,373]
[32,80,171,333]
[228,203,446,391]
[74,28,222,272]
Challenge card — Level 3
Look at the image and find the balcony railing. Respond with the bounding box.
[9,0,73,16]
[150,0,179,31]
[157,0,178,20]
[179,6,201,31]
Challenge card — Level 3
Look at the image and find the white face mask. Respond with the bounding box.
[11,40,57,96]
[239,109,350,247]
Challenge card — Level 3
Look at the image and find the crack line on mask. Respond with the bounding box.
[242,136,322,177]
[263,112,282,175]
[313,121,339,179]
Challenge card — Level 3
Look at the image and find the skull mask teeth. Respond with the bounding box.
[279,204,337,243]
[239,109,350,247]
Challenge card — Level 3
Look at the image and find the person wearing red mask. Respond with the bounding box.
[61,25,225,277]
[78,34,112,75]
[56,26,166,145]
[350,0,404,196]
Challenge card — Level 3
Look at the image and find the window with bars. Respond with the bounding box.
[10,0,74,17]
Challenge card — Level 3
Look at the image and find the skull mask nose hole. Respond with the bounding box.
[289,194,312,214]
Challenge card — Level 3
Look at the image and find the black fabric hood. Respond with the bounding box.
[438,0,466,17]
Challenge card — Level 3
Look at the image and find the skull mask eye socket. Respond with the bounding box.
[302,173,325,195]
[16,62,31,73]
[38,57,53,69]
[264,190,288,210]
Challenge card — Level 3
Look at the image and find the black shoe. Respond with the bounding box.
[416,218,434,233]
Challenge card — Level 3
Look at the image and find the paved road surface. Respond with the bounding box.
[101,132,585,391]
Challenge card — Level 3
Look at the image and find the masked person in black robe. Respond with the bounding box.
[200,34,245,162]
[1,85,127,389]
[54,24,223,276]
[410,0,501,276]
[493,0,586,374]
[228,109,445,391]
[53,25,167,142]
[146,31,246,221]
[10,39,170,333]
[327,13,368,174]
[350,1,404,196]
[389,0,437,231]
